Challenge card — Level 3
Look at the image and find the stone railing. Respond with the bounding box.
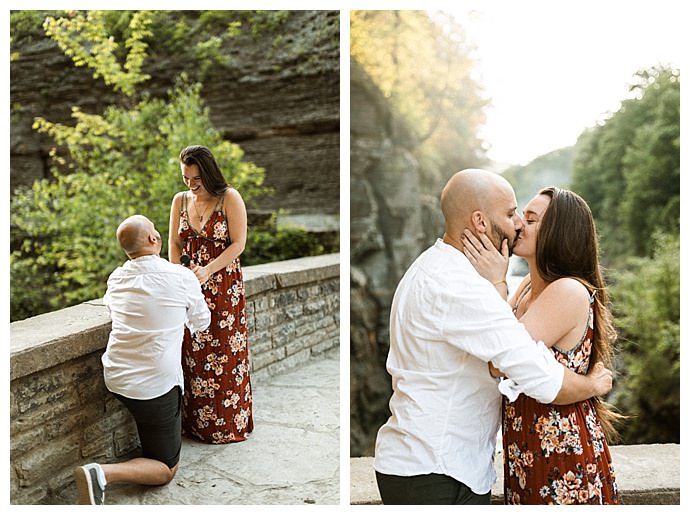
[10,254,339,505]
[350,443,680,505]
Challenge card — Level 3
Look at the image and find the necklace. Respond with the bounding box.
[512,282,532,316]
[191,195,211,224]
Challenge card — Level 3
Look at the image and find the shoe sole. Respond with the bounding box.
[74,466,96,505]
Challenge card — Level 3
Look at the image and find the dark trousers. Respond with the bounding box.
[376,471,491,505]
[113,386,182,469]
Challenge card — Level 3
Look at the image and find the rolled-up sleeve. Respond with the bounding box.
[493,339,564,403]
[441,281,564,404]
[183,273,211,334]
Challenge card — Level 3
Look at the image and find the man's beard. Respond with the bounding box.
[490,221,518,257]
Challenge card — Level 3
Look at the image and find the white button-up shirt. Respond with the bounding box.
[373,239,564,494]
[102,254,211,400]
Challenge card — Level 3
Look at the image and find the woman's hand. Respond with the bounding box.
[191,263,211,285]
[461,229,509,286]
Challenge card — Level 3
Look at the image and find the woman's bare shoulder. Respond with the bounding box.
[543,277,591,307]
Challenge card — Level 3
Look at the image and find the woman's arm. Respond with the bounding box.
[195,188,247,283]
[168,192,183,264]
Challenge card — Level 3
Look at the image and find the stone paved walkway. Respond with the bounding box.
[72,349,339,505]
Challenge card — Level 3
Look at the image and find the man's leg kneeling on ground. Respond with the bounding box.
[74,386,182,504]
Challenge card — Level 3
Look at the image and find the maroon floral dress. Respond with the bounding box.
[502,290,619,504]
[178,191,253,444]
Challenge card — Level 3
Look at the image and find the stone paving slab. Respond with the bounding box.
[83,349,339,505]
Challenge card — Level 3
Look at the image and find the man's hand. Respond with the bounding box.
[587,362,613,397]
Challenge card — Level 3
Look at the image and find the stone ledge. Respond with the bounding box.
[10,253,340,381]
[350,443,680,505]
[245,254,340,289]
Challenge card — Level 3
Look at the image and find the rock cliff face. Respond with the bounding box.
[349,60,444,456]
[10,10,339,218]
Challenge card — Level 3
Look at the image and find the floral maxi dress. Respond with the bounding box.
[502,293,619,504]
[178,192,254,444]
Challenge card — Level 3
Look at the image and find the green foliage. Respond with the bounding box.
[11,78,266,321]
[609,233,679,443]
[43,10,153,97]
[243,215,332,266]
[570,66,680,265]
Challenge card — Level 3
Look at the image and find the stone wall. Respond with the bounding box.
[10,10,339,218]
[9,254,340,505]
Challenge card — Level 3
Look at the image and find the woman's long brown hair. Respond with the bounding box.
[179,145,229,197]
[535,186,623,441]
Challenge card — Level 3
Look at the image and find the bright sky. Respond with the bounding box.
[444,0,684,166]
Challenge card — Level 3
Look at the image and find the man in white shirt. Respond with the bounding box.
[373,169,614,504]
[73,215,210,505]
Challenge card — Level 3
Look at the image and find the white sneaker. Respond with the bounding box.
[74,463,105,505]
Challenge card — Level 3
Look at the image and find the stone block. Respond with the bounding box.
[295,320,318,338]
[13,378,81,418]
[243,269,277,297]
[248,335,273,356]
[251,347,287,372]
[264,348,311,377]
[311,338,339,355]
[81,432,117,459]
[11,409,84,457]
[271,321,297,348]
[10,482,48,506]
[113,423,140,457]
[254,310,278,331]
[14,433,81,487]
[284,303,304,320]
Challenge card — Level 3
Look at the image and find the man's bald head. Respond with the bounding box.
[441,169,511,228]
[116,215,160,259]
[440,168,521,252]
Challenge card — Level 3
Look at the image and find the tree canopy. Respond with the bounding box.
[571,66,679,264]
[351,10,489,174]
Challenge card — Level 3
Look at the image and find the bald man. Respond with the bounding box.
[373,169,613,504]
[73,215,210,505]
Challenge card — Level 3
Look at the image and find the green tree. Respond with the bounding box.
[617,69,680,257]
[351,10,488,174]
[571,66,679,265]
[609,233,679,444]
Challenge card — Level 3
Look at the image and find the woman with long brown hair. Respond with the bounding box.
[463,186,621,504]
[168,145,253,444]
